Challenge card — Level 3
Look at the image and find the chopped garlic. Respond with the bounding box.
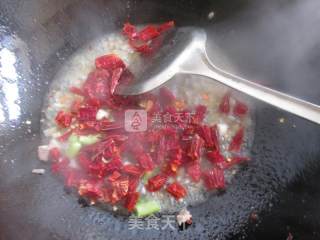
[69,159,79,168]
[279,117,285,123]
[141,186,146,195]
[218,123,228,135]
[176,208,192,226]
[208,11,215,20]
[101,157,109,163]
[38,145,50,161]
[32,169,46,175]
[96,109,109,120]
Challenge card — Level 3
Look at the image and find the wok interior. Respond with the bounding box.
[0,0,320,239]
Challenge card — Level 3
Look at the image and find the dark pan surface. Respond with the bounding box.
[0,1,320,239]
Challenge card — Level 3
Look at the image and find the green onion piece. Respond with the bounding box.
[68,134,79,144]
[134,199,161,217]
[66,141,82,158]
[137,196,147,205]
[79,135,99,145]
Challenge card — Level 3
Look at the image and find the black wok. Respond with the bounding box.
[1,0,320,239]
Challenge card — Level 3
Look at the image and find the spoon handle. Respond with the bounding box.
[183,52,320,124]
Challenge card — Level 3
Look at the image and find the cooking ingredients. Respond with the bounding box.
[40,22,254,216]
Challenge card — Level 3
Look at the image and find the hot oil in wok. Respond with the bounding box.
[41,30,255,215]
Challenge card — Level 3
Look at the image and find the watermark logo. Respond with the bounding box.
[125,110,147,132]
[128,214,176,230]
[125,109,197,132]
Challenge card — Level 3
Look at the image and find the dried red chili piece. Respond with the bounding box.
[49,147,61,161]
[146,174,168,192]
[182,125,196,138]
[128,39,153,55]
[202,168,225,190]
[82,69,110,102]
[187,134,204,160]
[125,192,140,212]
[123,164,143,177]
[166,182,187,200]
[168,148,182,161]
[123,21,175,56]
[55,111,73,128]
[103,157,123,173]
[123,23,138,40]
[137,153,154,171]
[51,157,69,174]
[77,106,98,122]
[139,25,160,41]
[233,100,248,116]
[128,177,140,193]
[207,150,225,165]
[193,105,207,124]
[110,176,129,203]
[219,92,231,114]
[145,35,164,56]
[157,21,175,33]
[95,54,126,70]
[77,121,100,134]
[85,97,102,108]
[103,144,120,160]
[88,161,108,178]
[197,125,214,148]
[165,154,182,175]
[229,127,244,152]
[96,121,123,132]
[159,87,176,107]
[210,125,220,151]
[108,171,122,182]
[78,179,104,200]
[102,186,113,203]
[186,162,201,182]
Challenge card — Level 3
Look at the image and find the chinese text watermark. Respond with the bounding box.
[128,214,176,230]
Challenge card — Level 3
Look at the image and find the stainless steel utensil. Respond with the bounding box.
[117,27,320,124]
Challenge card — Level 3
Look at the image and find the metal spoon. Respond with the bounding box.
[117,27,320,124]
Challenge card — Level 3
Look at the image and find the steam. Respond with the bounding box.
[207,0,320,102]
